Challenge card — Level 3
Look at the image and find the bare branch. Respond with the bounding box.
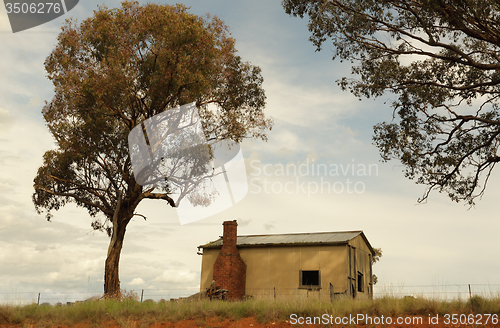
[142,191,176,208]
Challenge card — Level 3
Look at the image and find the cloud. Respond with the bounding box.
[263,222,275,231]
[129,278,145,285]
[236,218,251,227]
[0,108,15,133]
[0,177,16,194]
[152,268,197,284]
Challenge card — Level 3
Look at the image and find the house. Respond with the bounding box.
[198,220,376,300]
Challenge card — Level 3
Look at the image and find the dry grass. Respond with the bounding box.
[0,295,499,327]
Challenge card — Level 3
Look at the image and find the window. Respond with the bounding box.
[299,270,320,289]
[357,272,364,292]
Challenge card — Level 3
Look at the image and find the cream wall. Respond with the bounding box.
[200,245,351,300]
[349,235,372,254]
[348,235,373,299]
[200,248,218,289]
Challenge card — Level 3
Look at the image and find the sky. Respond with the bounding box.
[1,0,500,304]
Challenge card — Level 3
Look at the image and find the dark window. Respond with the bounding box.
[357,272,364,292]
[300,270,320,289]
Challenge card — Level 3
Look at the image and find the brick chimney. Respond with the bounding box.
[212,220,246,300]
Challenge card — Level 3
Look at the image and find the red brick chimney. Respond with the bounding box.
[212,220,246,300]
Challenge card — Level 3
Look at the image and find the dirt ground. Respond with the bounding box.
[0,316,498,327]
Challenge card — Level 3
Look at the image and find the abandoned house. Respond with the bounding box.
[198,220,376,300]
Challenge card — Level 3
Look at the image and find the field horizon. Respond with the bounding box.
[0,293,499,327]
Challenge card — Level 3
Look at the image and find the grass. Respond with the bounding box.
[0,295,499,327]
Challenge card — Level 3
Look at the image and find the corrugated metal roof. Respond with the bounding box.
[199,231,364,249]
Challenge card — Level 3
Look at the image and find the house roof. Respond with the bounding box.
[199,230,375,255]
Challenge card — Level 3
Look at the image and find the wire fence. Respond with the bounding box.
[0,287,200,305]
[1,284,499,305]
[246,284,500,301]
[374,284,500,300]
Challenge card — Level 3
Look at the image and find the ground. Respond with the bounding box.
[0,316,498,327]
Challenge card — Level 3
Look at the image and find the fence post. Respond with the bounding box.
[141,289,144,302]
[37,293,40,305]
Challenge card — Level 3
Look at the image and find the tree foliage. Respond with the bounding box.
[371,247,382,285]
[372,247,382,265]
[33,1,272,296]
[284,0,500,205]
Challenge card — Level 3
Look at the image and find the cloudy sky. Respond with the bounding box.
[1,0,500,304]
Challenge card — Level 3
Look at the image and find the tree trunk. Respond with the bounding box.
[104,218,128,297]
[104,194,131,298]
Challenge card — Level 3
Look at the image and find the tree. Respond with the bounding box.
[283,0,500,205]
[371,247,382,285]
[33,1,272,297]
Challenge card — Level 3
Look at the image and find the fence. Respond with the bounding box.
[374,284,500,300]
[1,284,500,305]
[246,285,351,301]
[0,287,200,305]
[246,284,500,301]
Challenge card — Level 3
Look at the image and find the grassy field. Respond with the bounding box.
[0,295,499,327]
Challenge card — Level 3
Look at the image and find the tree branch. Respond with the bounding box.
[36,186,113,216]
[142,191,176,207]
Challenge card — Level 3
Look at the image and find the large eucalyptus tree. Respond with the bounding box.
[284,0,500,205]
[33,1,272,297]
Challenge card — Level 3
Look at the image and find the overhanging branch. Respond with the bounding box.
[142,191,176,207]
